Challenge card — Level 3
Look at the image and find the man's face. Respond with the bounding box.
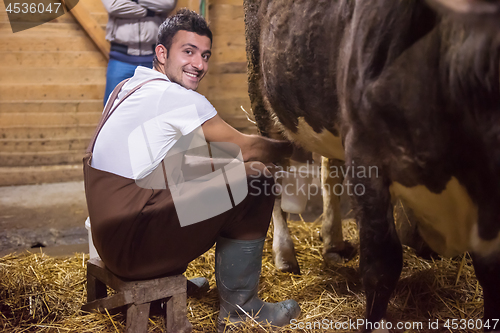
[162,30,212,91]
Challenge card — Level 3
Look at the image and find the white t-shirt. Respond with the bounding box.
[92,66,217,179]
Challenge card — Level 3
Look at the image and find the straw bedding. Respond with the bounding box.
[0,219,482,332]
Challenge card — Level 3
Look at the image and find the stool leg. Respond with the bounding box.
[165,293,192,333]
[126,302,150,333]
[87,272,107,302]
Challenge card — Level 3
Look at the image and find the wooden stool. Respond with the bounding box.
[82,258,191,333]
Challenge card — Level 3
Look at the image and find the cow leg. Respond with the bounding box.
[350,162,402,331]
[271,145,311,274]
[321,157,355,266]
[272,198,300,274]
[470,253,500,333]
[358,203,403,332]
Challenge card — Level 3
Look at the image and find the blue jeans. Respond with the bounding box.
[104,58,153,106]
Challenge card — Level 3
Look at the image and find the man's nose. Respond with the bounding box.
[192,54,204,70]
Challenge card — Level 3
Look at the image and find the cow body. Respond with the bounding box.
[245,0,500,330]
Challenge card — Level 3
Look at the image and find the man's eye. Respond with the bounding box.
[203,54,210,60]
[185,50,192,55]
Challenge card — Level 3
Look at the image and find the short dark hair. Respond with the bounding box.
[153,9,213,68]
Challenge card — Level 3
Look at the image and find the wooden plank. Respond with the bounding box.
[0,100,103,113]
[209,49,247,65]
[208,61,246,74]
[86,273,108,305]
[221,114,255,127]
[221,114,257,133]
[209,0,242,6]
[0,67,106,84]
[209,5,244,35]
[0,22,83,32]
[201,73,249,99]
[0,35,100,52]
[210,4,243,20]
[201,87,248,100]
[210,17,244,36]
[209,97,251,117]
[79,0,106,14]
[175,0,200,12]
[0,10,76,24]
[0,125,97,139]
[0,164,83,186]
[0,83,105,100]
[87,258,186,292]
[0,150,86,166]
[165,293,188,333]
[82,291,132,312]
[210,34,246,63]
[0,137,89,152]
[2,99,251,128]
[0,26,88,36]
[197,74,249,100]
[212,33,245,50]
[0,112,101,126]
[196,81,209,97]
[90,12,107,26]
[0,51,107,68]
[62,0,110,59]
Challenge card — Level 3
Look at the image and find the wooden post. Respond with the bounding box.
[60,0,110,59]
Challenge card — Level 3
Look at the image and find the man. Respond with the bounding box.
[101,0,177,104]
[84,9,301,332]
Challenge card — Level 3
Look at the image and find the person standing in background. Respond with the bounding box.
[101,0,177,105]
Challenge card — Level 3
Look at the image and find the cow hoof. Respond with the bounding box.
[323,241,357,266]
[323,252,343,266]
[276,262,301,275]
[273,256,301,274]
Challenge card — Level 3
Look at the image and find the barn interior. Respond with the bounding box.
[0,0,486,332]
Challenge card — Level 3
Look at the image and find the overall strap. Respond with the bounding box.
[86,77,168,153]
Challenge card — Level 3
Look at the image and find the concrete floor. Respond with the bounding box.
[0,181,89,257]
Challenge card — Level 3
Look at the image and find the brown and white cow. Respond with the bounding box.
[244,0,500,331]
[245,2,356,276]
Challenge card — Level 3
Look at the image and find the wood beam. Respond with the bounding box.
[61,0,110,59]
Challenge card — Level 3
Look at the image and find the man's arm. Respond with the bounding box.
[101,0,148,18]
[138,0,176,14]
[101,0,176,18]
[201,115,293,165]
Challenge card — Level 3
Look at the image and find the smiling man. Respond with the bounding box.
[154,29,210,90]
[85,9,300,332]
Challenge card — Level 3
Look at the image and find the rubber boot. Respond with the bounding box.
[215,236,301,332]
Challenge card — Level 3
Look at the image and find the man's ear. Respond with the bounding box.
[155,44,168,65]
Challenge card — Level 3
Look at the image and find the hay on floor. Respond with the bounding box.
[0,219,483,332]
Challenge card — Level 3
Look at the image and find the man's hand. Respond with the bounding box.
[254,138,293,166]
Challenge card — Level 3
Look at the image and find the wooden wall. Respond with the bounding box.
[0,0,254,186]
[197,0,254,133]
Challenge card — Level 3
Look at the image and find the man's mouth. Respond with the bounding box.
[184,71,199,79]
